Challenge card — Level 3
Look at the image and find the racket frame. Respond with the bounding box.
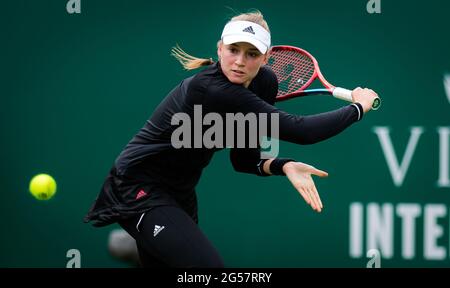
[270,45,336,102]
[269,45,380,110]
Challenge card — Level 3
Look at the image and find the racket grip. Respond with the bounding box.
[333,87,381,111]
[332,87,353,102]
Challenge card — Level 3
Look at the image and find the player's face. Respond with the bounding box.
[218,42,268,88]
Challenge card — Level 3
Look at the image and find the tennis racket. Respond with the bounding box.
[267,45,381,110]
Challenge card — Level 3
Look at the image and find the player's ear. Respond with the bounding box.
[262,52,269,65]
[217,42,223,60]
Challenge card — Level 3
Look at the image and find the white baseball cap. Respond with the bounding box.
[221,20,271,54]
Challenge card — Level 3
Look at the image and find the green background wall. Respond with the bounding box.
[1,0,449,267]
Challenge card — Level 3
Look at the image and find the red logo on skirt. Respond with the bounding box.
[136,189,147,200]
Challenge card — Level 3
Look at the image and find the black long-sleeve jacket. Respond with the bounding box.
[84,62,363,226]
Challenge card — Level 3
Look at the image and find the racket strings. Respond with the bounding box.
[268,50,315,97]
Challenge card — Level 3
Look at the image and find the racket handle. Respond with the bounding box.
[332,87,353,102]
[333,87,381,111]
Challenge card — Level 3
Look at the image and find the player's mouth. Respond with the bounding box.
[231,69,245,77]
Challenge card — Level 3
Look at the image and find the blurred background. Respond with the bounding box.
[1,0,449,268]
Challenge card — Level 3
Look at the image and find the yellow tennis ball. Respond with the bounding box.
[29,174,57,200]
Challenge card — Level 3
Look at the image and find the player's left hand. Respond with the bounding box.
[283,162,328,213]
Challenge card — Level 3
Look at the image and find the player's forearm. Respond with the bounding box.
[279,104,363,145]
[230,148,270,177]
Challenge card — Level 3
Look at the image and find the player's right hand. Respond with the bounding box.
[352,87,379,113]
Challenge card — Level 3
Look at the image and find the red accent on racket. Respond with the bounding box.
[267,45,380,110]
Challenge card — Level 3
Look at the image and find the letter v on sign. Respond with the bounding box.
[373,127,425,187]
[444,74,450,104]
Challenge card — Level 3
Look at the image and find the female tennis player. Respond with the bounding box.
[84,10,378,267]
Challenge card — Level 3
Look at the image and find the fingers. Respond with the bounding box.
[308,187,322,213]
[312,186,323,211]
[297,188,311,206]
[298,186,323,213]
[352,87,378,112]
[312,168,328,178]
[305,164,328,178]
[355,87,378,98]
[371,89,379,99]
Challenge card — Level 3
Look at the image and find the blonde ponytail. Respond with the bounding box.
[171,45,214,70]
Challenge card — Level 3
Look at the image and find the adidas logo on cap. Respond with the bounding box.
[221,20,271,53]
[242,26,255,35]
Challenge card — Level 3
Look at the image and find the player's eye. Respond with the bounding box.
[248,52,260,58]
[229,47,239,54]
